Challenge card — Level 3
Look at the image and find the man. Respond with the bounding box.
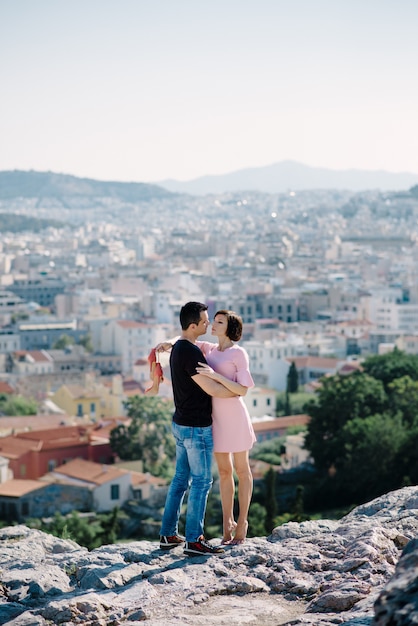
[158,301,237,556]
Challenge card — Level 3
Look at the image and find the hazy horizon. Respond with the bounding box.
[1,0,418,183]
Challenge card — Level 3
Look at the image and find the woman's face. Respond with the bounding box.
[211,313,228,338]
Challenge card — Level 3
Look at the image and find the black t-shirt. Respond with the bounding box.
[170,339,212,427]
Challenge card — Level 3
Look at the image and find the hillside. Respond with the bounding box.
[0,170,175,202]
[158,160,418,195]
[0,212,65,232]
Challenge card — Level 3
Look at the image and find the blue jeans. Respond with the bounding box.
[160,423,213,542]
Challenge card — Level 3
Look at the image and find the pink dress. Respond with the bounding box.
[197,342,256,453]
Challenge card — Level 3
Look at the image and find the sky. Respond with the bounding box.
[1,0,418,183]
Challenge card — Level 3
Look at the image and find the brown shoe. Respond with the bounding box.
[159,534,185,550]
[183,536,225,557]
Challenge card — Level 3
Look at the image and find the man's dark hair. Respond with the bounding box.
[179,301,208,330]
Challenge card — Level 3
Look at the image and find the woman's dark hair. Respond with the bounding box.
[215,309,243,342]
[179,301,208,330]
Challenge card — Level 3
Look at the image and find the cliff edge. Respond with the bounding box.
[1,486,418,625]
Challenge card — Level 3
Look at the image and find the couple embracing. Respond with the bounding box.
[156,301,256,557]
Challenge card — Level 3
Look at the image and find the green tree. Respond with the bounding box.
[64,512,102,549]
[362,349,418,391]
[291,350,418,509]
[11,312,29,324]
[98,507,123,545]
[398,423,418,486]
[0,395,38,415]
[78,334,93,352]
[248,502,267,537]
[110,396,175,477]
[276,391,312,416]
[287,361,299,393]
[304,371,387,472]
[52,334,75,350]
[39,511,101,550]
[290,485,306,522]
[284,390,291,415]
[204,489,223,539]
[387,375,418,428]
[264,467,278,534]
[30,509,129,549]
[250,437,285,465]
[337,412,407,502]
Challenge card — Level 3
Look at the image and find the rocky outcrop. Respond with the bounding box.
[373,537,418,626]
[1,486,417,626]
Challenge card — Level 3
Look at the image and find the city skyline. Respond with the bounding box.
[1,0,418,183]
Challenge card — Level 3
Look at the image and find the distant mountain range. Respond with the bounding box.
[0,170,174,201]
[1,163,418,202]
[158,160,418,195]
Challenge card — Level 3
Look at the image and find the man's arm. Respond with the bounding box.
[192,374,237,398]
[195,363,248,396]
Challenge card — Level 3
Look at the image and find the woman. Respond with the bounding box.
[195,310,256,544]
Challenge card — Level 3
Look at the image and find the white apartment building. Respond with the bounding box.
[100,320,171,373]
[46,459,133,513]
[0,330,20,353]
[56,289,137,321]
[359,289,403,329]
[0,290,28,325]
[395,335,418,354]
[153,272,205,323]
[86,317,115,353]
[154,292,177,325]
[10,350,54,376]
[327,319,374,339]
[0,455,10,483]
[109,276,148,298]
[364,297,418,334]
[243,338,304,391]
[396,304,418,334]
[243,386,276,418]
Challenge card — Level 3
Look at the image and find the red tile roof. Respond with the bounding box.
[123,379,145,394]
[287,356,342,368]
[338,362,364,375]
[17,425,89,443]
[252,414,310,433]
[0,381,14,394]
[0,414,73,436]
[13,350,52,362]
[51,458,127,485]
[0,436,40,458]
[333,319,373,327]
[130,470,166,487]
[91,417,131,440]
[0,479,47,497]
[61,385,101,399]
[117,320,147,329]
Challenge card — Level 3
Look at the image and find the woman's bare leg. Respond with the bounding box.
[214,452,236,543]
[231,450,253,543]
